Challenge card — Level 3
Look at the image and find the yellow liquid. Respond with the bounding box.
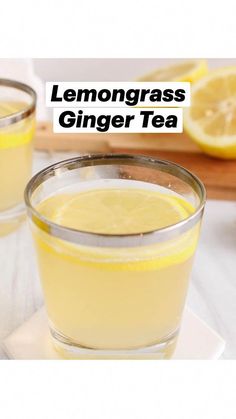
[0,102,35,212]
[33,183,200,355]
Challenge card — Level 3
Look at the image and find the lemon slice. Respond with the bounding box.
[41,188,192,235]
[138,60,208,83]
[0,101,26,118]
[35,188,198,271]
[0,101,35,149]
[184,67,236,159]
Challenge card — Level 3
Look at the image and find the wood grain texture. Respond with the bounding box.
[35,122,236,200]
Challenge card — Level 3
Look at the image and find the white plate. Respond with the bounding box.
[3,307,225,360]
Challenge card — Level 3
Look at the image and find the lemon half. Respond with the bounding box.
[184,66,236,159]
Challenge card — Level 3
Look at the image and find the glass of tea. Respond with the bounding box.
[0,79,36,235]
[25,154,205,359]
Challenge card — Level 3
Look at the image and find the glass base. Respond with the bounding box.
[50,327,178,359]
[0,203,26,236]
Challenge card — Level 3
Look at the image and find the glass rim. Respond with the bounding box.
[24,154,206,247]
[0,79,36,128]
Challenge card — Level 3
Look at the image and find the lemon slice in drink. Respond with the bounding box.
[184,67,236,159]
[138,60,208,82]
[0,101,26,117]
[47,188,193,235]
[36,188,198,271]
[0,101,34,149]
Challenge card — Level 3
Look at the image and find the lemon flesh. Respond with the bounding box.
[39,188,193,235]
[35,187,198,271]
[184,66,236,159]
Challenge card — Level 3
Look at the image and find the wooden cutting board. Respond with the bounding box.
[35,122,236,201]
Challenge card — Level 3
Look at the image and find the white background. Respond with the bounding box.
[0,362,235,419]
[1,0,236,417]
[0,1,236,58]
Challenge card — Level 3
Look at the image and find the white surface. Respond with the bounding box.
[0,151,235,359]
[3,306,225,360]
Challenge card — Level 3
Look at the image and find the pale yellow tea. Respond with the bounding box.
[0,101,35,212]
[33,182,199,355]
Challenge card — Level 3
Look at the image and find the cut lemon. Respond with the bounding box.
[38,188,193,235]
[35,188,198,271]
[138,60,208,83]
[184,66,236,159]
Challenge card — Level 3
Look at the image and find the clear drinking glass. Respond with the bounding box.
[0,79,36,235]
[25,154,205,359]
